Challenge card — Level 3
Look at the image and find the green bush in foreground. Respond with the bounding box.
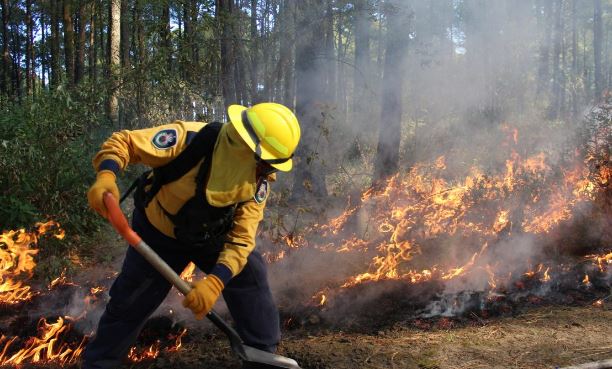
[0,87,109,236]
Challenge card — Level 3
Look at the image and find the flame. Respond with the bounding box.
[128,341,160,362]
[0,221,64,304]
[90,286,104,295]
[0,317,86,365]
[524,263,552,283]
[265,125,608,312]
[492,210,510,233]
[485,264,497,289]
[180,262,197,283]
[326,141,604,290]
[166,328,188,352]
[48,269,78,290]
[0,221,190,366]
[582,274,590,286]
[128,328,188,362]
[585,252,612,272]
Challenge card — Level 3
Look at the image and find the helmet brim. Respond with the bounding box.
[227,104,293,172]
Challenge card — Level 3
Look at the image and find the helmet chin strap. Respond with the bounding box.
[256,161,277,177]
[241,110,293,165]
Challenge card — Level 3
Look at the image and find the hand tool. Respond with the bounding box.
[103,192,301,369]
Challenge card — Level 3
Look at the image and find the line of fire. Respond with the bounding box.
[0,109,609,367]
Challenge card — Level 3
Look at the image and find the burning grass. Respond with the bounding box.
[264,123,611,328]
[0,222,189,368]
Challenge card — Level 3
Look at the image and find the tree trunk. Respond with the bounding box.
[189,0,198,76]
[292,0,328,200]
[134,0,144,62]
[108,0,120,125]
[161,1,172,72]
[25,0,33,95]
[89,0,96,81]
[261,0,272,100]
[99,0,106,81]
[234,4,248,107]
[280,0,295,108]
[26,0,34,95]
[376,1,383,79]
[9,19,20,98]
[583,28,589,101]
[40,11,47,89]
[571,0,578,118]
[132,0,144,122]
[120,0,130,69]
[50,0,61,87]
[374,1,409,180]
[76,0,86,84]
[604,28,612,91]
[324,0,336,103]
[593,0,603,102]
[549,0,563,119]
[352,0,370,124]
[537,0,553,97]
[249,0,258,101]
[217,0,237,106]
[63,0,75,86]
[2,0,11,96]
[183,0,192,81]
[336,7,347,120]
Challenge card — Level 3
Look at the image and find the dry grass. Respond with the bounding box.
[278,305,612,369]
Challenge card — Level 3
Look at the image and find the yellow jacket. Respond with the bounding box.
[93,121,272,280]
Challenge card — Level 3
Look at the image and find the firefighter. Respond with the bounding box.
[83,102,300,369]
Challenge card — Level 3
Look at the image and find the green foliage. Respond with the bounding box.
[34,236,74,282]
[0,86,108,235]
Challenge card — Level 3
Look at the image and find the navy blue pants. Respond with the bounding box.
[82,209,280,369]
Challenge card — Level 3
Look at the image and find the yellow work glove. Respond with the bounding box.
[87,171,120,218]
[182,275,224,320]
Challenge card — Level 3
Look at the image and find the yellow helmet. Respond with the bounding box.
[227,102,301,172]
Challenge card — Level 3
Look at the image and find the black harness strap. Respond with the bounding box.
[148,122,223,201]
[129,122,223,208]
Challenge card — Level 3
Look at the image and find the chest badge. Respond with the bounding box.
[152,129,177,149]
[254,178,269,204]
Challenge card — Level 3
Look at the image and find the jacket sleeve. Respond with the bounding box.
[92,121,201,173]
[212,198,267,281]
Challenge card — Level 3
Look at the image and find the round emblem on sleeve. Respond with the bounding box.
[254,179,269,204]
[152,129,177,149]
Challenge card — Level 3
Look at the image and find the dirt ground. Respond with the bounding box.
[118,305,611,369]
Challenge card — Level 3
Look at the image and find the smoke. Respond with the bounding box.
[56,1,608,331]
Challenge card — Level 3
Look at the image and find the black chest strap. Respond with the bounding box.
[134,122,224,208]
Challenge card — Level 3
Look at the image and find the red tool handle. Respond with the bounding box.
[103,192,142,246]
[100,192,294,365]
[102,191,192,295]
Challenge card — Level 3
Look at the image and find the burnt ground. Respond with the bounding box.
[4,245,610,369]
[5,206,610,369]
[114,304,612,369]
[7,290,611,369]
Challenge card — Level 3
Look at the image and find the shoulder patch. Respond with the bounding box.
[152,129,178,150]
[254,178,269,204]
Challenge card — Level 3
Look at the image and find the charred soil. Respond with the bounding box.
[115,304,612,369]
